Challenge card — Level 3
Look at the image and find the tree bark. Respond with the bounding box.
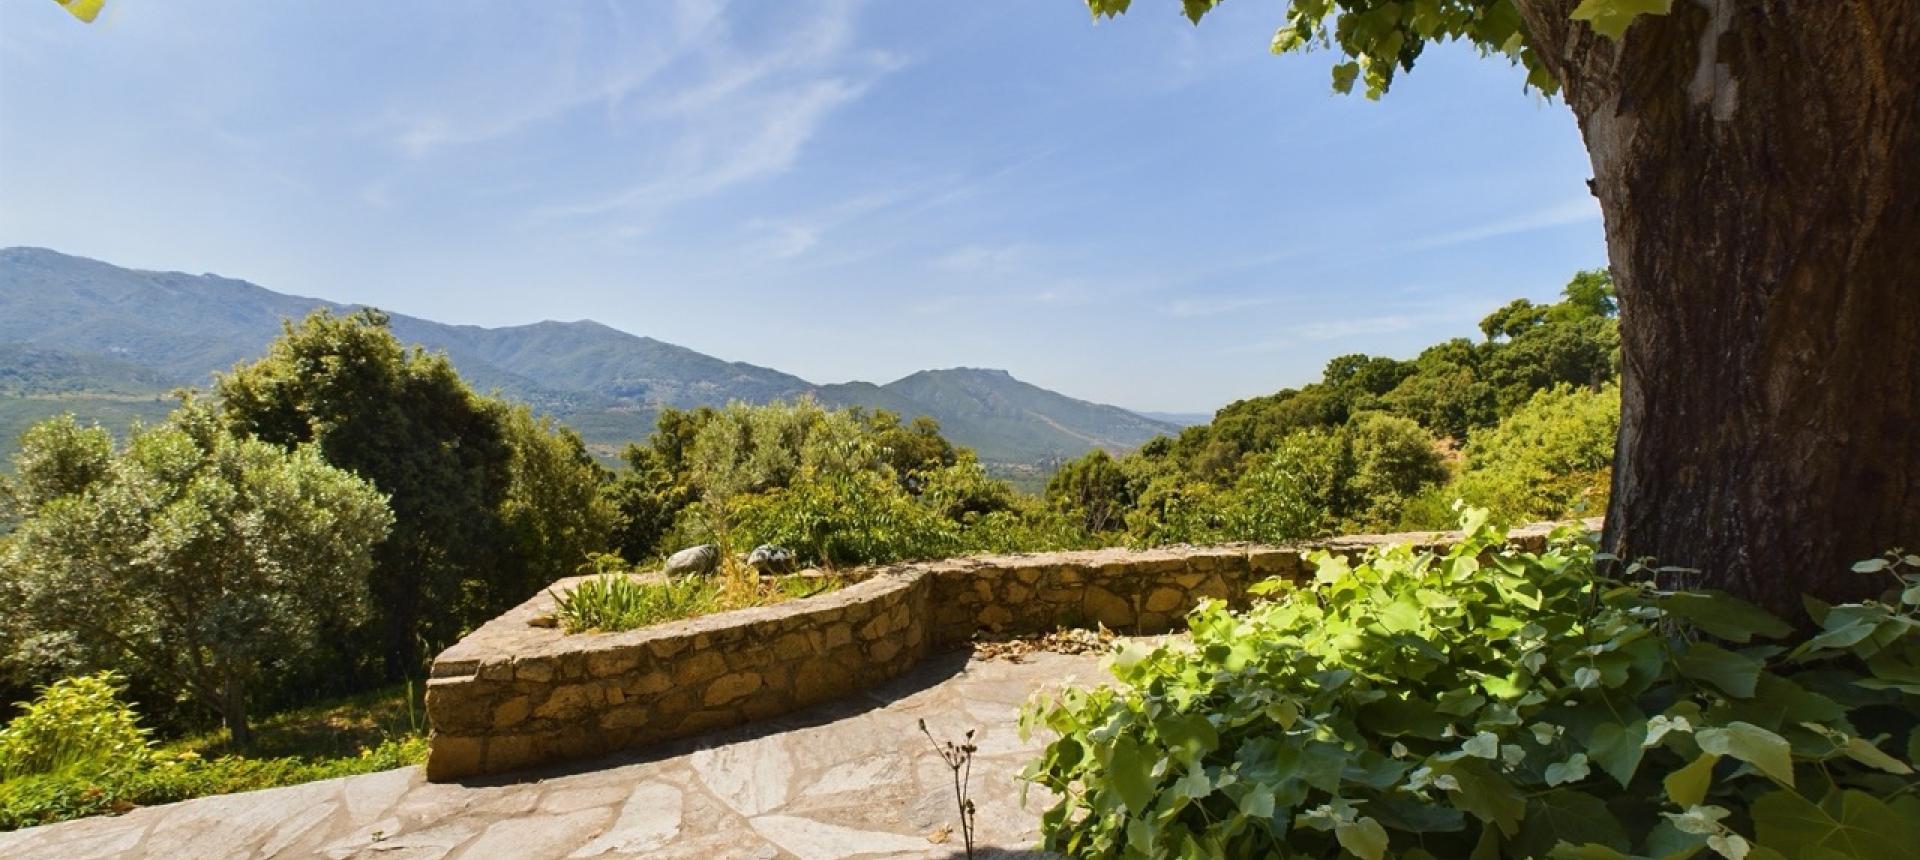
[1514,0,1920,618]
[220,671,252,748]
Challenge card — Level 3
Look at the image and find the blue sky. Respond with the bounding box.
[0,1,1604,414]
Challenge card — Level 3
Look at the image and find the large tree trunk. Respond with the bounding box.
[1515,0,1920,618]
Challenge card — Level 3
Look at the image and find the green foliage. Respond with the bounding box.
[1022,519,1920,859]
[0,675,428,830]
[1049,450,1136,534]
[0,736,425,831]
[1447,383,1619,525]
[1,402,392,743]
[550,573,724,634]
[0,672,149,781]
[732,465,962,567]
[1129,413,1446,545]
[1094,1,1677,98]
[610,400,1089,568]
[549,569,842,635]
[6,415,112,512]
[493,404,617,604]
[217,308,514,678]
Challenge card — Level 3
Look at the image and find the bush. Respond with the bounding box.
[1021,513,1920,859]
[1451,383,1617,524]
[0,736,425,831]
[550,573,723,634]
[0,672,149,781]
[549,569,843,635]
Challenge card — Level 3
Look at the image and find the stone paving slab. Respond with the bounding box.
[0,648,1120,860]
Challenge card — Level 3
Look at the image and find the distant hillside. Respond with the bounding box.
[0,248,1175,467]
[820,368,1175,464]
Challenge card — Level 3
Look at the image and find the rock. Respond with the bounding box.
[665,544,719,577]
[746,544,796,574]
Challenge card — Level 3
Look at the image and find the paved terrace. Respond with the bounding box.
[0,649,1108,860]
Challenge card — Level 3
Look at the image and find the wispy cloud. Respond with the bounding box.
[1402,196,1601,251]
[530,1,897,224]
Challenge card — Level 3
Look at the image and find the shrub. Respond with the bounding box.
[551,573,720,633]
[549,570,843,634]
[0,736,425,831]
[1451,383,1618,524]
[1021,513,1920,859]
[0,672,150,781]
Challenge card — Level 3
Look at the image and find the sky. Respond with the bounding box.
[0,1,1605,415]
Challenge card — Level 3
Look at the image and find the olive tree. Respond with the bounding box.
[0,405,392,745]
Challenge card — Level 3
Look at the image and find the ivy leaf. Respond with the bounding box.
[1464,731,1500,759]
[1840,737,1914,775]
[1439,758,1527,836]
[1587,720,1649,787]
[1660,592,1793,643]
[1752,788,1920,860]
[1696,722,1794,787]
[1515,790,1629,860]
[1676,642,1763,698]
[1545,753,1592,787]
[1569,0,1675,40]
[1107,735,1155,814]
[1335,816,1390,860]
[1665,753,1718,808]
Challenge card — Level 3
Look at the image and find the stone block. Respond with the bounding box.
[703,671,763,707]
[493,696,531,729]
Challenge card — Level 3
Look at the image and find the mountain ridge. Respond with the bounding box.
[0,247,1177,466]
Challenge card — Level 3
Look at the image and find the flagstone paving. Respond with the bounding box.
[0,647,1122,860]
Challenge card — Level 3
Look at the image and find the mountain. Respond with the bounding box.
[820,368,1176,465]
[0,248,1176,467]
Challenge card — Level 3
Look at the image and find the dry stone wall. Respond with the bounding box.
[425,521,1580,780]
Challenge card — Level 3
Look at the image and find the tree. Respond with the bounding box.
[1047,449,1135,533]
[0,404,391,745]
[492,404,617,603]
[1452,382,1619,523]
[1094,1,1918,616]
[217,309,512,679]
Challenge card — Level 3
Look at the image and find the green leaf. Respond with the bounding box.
[1336,816,1390,860]
[1545,753,1592,786]
[1753,788,1920,860]
[1587,720,1649,787]
[1516,790,1629,860]
[1665,753,1718,807]
[1853,558,1892,573]
[1660,592,1793,643]
[1549,846,1634,860]
[1569,0,1675,40]
[1440,758,1527,836]
[1107,735,1154,815]
[1840,737,1913,775]
[1696,722,1794,787]
[1676,642,1763,698]
[1331,61,1361,95]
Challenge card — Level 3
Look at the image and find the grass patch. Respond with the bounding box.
[552,570,843,634]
